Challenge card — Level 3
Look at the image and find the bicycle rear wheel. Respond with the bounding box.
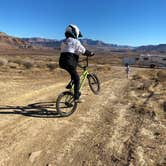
[56,91,77,117]
[88,73,100,94]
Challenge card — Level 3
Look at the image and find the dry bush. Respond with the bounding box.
[22,60,34,69]
[0,58,8,66]
[11,58,34,69]
[47,63,58,71]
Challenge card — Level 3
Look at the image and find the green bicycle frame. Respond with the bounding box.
[70,55,91,93]
[71,69,89,91]
[79,69,89,90]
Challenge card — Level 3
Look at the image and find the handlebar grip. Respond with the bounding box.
[90,52,95,56]
[84,50,95,56]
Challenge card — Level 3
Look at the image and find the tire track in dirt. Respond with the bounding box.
[4,82,66,105]
[0,82,68,166]
[1,67,164,166]
[0,82,66,129]
[67,72,164,166]
[51,78,129,166]
[112,69,166,166]
[0,76,124,166]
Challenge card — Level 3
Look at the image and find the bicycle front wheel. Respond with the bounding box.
[56,91,77,117]
[88,73,100,94]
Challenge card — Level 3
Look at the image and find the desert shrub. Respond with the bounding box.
[22,60,34,69]
[0,58,8,66]
[12,58,34,69]
[47,63,58,71]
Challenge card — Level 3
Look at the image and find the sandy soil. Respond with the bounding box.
[0,66,165,166]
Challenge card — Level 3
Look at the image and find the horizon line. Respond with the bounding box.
[1,31,166,47]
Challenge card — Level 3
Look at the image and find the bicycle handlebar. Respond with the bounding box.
[78,55,90,69]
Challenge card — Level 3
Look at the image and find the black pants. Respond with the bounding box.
[59,53,80,98]
[65,66,80,95]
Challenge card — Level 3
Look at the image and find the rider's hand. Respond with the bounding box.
[89,52,95,56]
[84,50,95,56]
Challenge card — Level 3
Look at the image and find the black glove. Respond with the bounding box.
[90,52,95,56]
[84,50,95,56]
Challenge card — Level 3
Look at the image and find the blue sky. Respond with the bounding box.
[0,0,166,46]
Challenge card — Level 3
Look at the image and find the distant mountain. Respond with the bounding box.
[0,32,31,49]
[0,32,8,36]
[22,38,60,48]
[135,44,166,53]
[22,37,133,51]
[1,32,166,53]
[80,39,133,49]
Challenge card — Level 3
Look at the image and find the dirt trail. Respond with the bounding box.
[0,67,165,166]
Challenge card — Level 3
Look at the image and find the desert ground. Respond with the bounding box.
[0,50,165,166]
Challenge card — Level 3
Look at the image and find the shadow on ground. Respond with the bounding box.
[0,101,61,118]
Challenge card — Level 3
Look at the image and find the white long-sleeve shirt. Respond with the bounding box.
[61,37,86,55]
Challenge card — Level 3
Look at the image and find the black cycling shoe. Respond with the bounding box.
[66,81,73,89]
[74,92,81,100]
[74,92,85,103]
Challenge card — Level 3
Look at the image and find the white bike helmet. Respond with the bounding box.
[65,24,83,39]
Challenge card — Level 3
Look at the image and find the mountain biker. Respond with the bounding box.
[125,63,130,78]
[59,24,94,102]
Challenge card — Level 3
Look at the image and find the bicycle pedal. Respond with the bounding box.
[75,99,85,103]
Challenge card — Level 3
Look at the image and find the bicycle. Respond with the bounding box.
[56,56,100,117]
